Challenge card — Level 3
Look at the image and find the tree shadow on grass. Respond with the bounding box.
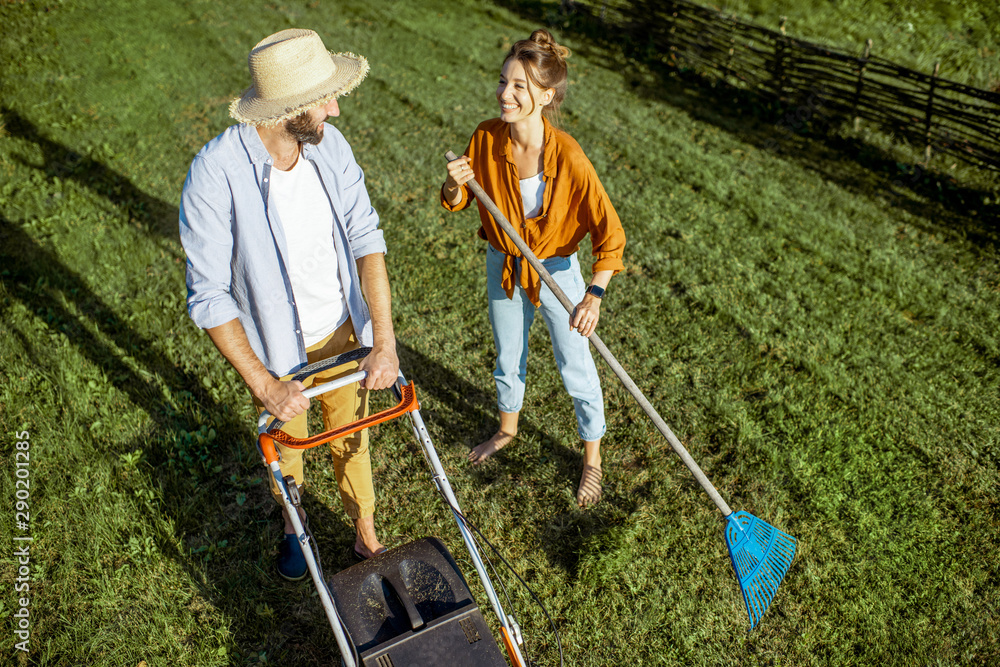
[2,107,178,238]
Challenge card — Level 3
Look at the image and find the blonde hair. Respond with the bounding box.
[504,29,571,124]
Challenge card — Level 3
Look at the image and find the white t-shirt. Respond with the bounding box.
[520,172,546,219]
[269,155,349,346]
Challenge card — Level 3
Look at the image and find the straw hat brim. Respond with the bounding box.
[229,51,370,127]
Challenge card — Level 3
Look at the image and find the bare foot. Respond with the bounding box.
[577,464,603,507]
[353,543,388,559]
[468,430,516,465]
[353,515,386,559]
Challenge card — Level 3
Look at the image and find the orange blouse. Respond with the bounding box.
[441,117,626,306]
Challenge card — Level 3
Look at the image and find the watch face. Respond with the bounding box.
[587,284,605,298]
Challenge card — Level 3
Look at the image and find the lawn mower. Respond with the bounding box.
[256,349,529,667]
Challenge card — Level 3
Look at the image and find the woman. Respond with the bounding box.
[441,29,626,507]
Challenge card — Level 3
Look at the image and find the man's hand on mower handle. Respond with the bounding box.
[358,343,399,391]
[259,377,309,422]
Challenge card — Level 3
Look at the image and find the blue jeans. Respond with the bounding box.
[486,244,606,441]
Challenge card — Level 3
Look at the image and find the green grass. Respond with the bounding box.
[1,0,998,665]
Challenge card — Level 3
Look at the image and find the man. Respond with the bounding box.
[179,28,398,580]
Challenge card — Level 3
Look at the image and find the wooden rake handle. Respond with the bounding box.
[445,150,733,517]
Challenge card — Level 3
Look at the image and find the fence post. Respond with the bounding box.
[662,0,677,67]
[853,39,873,131]
[666,0,679,62]
[723,12,738,83]
[924,61,940,165]
[769,16,789,100]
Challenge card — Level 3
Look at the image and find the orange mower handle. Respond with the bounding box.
[255,348,420,465]
[258,381,418,464]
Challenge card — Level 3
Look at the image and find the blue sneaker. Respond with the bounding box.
[277,533,308,581]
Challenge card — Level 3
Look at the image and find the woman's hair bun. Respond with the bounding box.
[529,29,571,60]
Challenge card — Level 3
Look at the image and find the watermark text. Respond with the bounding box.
[13,430,32,654]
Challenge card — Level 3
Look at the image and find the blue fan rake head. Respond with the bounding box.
[724,511,797,629]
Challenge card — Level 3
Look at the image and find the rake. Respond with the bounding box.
[445,151,797,629]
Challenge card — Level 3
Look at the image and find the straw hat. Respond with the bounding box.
[229,28,369,126]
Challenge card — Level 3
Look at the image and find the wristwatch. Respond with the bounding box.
[585,284,605,298]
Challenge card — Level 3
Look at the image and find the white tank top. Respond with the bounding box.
[520,172,546,219]
[269,155,349,346]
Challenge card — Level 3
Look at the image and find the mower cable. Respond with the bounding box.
[469,518,522,652]
[434,486,565,667]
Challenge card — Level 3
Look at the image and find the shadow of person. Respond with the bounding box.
[395,340,562,457]
[396,341,645,576]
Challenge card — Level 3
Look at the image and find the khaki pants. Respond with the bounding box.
[254,318,374,519]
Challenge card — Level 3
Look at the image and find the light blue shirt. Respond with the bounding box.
[179,122,386,377]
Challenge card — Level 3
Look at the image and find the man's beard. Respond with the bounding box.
[285,112,324,145]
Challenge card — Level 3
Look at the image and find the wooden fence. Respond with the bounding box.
[560,0,1000,172]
